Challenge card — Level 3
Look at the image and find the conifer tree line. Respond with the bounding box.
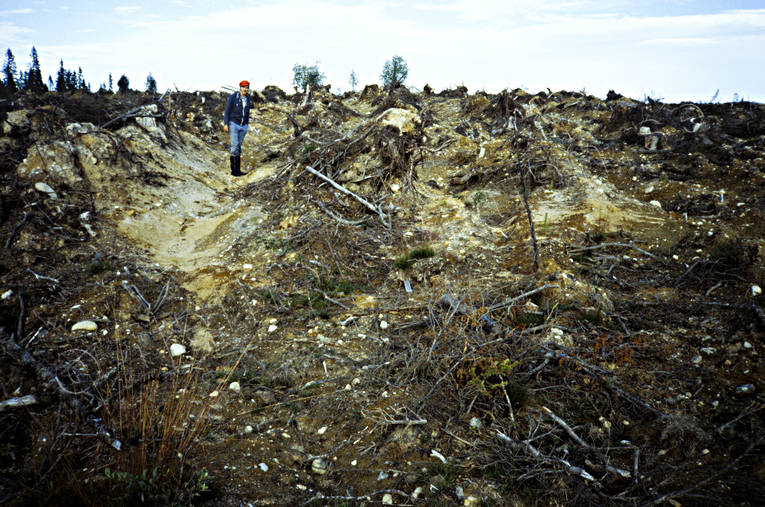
[1,46,159,97]
[2,45,413,98]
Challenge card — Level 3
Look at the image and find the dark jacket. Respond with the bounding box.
[223,92,251,126]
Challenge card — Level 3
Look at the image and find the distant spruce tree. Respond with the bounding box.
[108,73,113,92]
[145,73,157,94]
[77,67,90,91]
[25,46,47,93]
[380,54,408,91]
[3,49,18,93]
[349,70,358,91]
[117,74,129,93]
[55,60,67,92]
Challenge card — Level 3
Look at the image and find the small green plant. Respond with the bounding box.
[301,143,318,156]
[469,358,518,395]
[86,259,114,275]
[394,245,436,270]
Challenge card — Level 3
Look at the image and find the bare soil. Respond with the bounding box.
[1,85,763,506]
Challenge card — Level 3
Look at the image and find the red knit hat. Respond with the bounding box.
[239,80,250,87]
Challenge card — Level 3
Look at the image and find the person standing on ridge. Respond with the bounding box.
[223,80,252,177]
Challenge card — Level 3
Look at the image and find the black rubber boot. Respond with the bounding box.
[231,155,244,177]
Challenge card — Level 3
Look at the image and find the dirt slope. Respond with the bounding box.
[1,86,764,505]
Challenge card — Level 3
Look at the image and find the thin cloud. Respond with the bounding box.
[115,6,140,15]
[0,8,33,16]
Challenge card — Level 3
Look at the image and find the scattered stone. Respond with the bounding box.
[691,355,702,365]
[258,462,269,472]
[209,390,219,398]
[244,425,253,434]
[377,471,389,481]
[464,496,480,507]
[243,263,253,270]
[71,320,98,332]
[317,426,328,435]
[255,390,276,404]
[743,341,753,349]
[752,285,762,297]
[412,486,423,500]
[34,182,58,200]
[456,486,465,499]
[170,343,187,357]
[229,381,241,393]
[268,324,278,333]
[311,458,328,475]
[191,328,215,352]
[379,320,389,330]
[735,384,755,395]
[382,493,394,505]
[351,459,357,466]
[469,417,483,431]
[1,289,12,300]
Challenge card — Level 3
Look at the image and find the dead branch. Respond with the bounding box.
[2,337,122,450]
[569,242,659,260]
[305,165,389,227]
[484,284,560,313]
[640,436,763,507]
[521,173,539,271]
[0,394,38,412]
[301,489,409,506]
[542,406,631,479]
[313,198,366,226]
[496,431,597,482]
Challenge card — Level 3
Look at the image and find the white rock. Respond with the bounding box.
[379,320,389,330]
[752,285,762,297]
[244,425,253,433]
[649,200,662,208]
[311,458,328,474]
[382,493,394,505]
[34,182,58,199]
[464,496,480,507]
[469,417,483,431]
[390,183,401,193]
[2,289,13,300]
[258,462,269,472]
[267,324,278,333]
[412,486,423,500]
[229,381,241,393]
[71,320,98,332]
[209,390,219,398]
[170,343,187,357]
[639,126,652,136]
[743,341,752,349]
[317,426,328,435]
[243,263,253,270]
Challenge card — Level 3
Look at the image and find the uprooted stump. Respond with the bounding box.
[373,107,422,188]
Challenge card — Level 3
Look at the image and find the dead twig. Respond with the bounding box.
[5,211,29,248]
[569,242,659,260]
[305,165,389,227]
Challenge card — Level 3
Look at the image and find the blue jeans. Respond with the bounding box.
[229,122,248,156]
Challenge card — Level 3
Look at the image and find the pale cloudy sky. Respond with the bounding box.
[1,1,763,102]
